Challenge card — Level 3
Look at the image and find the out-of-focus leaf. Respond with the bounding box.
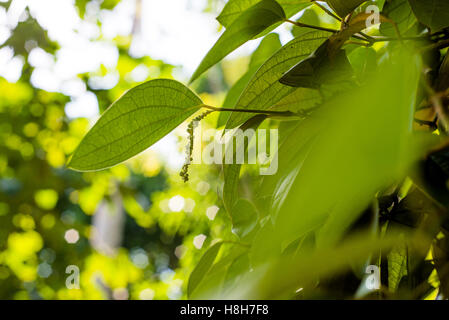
[230,198,259,239]
[187,241,224,297]
[348,46,377,83]
[190,0,286,83]
[217,0,310,28]
[191,244,249,299]
[223,115,267,212]
[224,231,408,299]
[326,0,366,18]
[217,33,282,128]
[224,253,251,292]
[258,117,323,215]
[68,79,203,171]
[409,0,449,32]
[250,220,280,267]
[380,0,419,37]
[226,31,331,129]
[271,49,428,248]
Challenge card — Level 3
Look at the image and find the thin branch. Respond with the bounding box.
[284,19,370,42]
[285,19,339,34]
[369,35,429,42]
[311,0,341,22]
[201,104,298,117]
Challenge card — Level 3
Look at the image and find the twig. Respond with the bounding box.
[311,0,341,22]
[284,19,369,42]
[201,104,298,117]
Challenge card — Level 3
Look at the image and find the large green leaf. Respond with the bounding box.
[279,39,354,89]
[225,31,331,129]
[380,0,419,37]
[326,0,366,17]
[409,0,449,32]
[216,33,282,128]
[68,79,203,171]
[217,0,310,28]
[190,0,286,83]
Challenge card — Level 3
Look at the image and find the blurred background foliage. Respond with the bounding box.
[0,0,242,300]
[1,0,449,301]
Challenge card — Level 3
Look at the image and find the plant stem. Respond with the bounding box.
[311,0,341,22]
[284,19,369,42]
[369,35,427,42]
[201,104,298,117]
[285,19,339,34]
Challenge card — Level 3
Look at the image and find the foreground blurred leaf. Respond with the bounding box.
[409,0,449,32]
[272,48,427,249]
[223,231,413,299]
[190,0,286,82]
[223,115,267,212]
[230,198,259,239]
[190,243,249,299]
[226,31,331,129]
[388,241,408,292]
[187,241,224,298]
[68,79,203,171]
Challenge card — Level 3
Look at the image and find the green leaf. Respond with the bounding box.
[225,30,331,129]
[269,87,322,113]
[190,243,249,299]
[230,199,259,239]
[223,231,405,299]
[217,0,310,28]
[347,46,377,83]
[388,241,408,292]
[190,0,286,83]
[217,33,282,128]
[380,0,419,37]
[187,241,224,297]
[326,0,366,18]
[223,115,267,212]
[258,117,323,215]
[272,49,427,248]
[409,0,449,32]
[291,8,321,38]
[68,79,203,171]
[250,220,281,267]
[279,40,354,89]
